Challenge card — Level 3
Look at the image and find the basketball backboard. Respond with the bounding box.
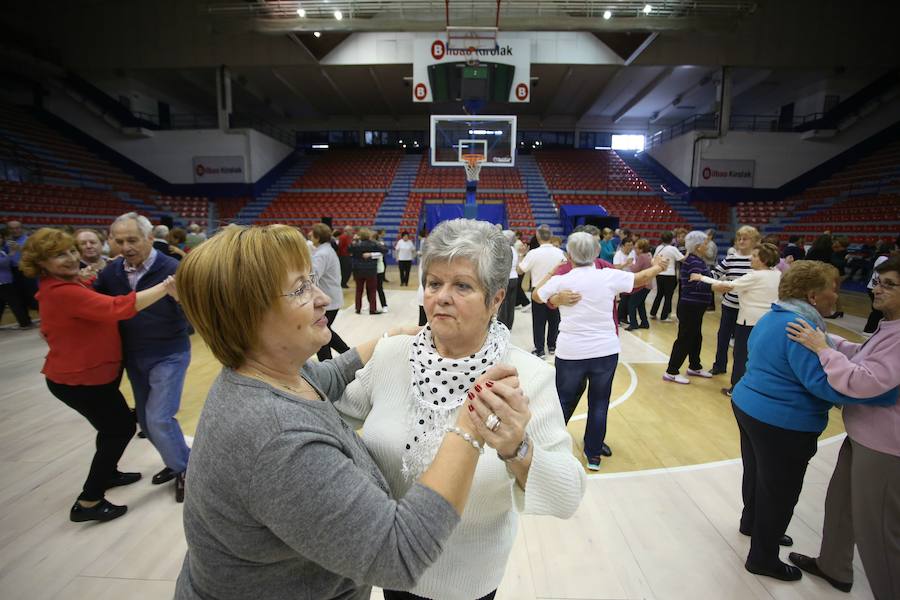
[430,115,517,167]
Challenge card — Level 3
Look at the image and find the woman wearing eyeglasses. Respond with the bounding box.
[782,254,900,600]
[173,225,513,600]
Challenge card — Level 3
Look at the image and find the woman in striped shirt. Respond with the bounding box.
[710,225,760,376]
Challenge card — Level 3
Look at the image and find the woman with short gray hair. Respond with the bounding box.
[536,232,666,470]
[664,230,716,384]
[336,218,585,600]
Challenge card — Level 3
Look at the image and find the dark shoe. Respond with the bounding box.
[788,553,852,592]
[709,367,727,376]
[105,471,141,490]
[740,528,792,546]
[721,387,733,398]
[531,349,545,358]
[175,472,186,503]
[639,323,650,329]
[745,560,802,582]
[137,430,147,439]
[70,499,127,523]
[625,326,639,331]
[152,467,176,485]
[599,443,613,457]
[548,347,556,354]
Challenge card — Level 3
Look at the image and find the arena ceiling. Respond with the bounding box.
[1,0,897,130]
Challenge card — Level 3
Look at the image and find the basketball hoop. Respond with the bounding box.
[461,153,485,182]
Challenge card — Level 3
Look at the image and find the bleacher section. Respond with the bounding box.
[551,193,690,239]
[292,149,401,189]
[0,181,146,229]
[536,149,652,192]
[256,192,385,230]
[413,156,524,190]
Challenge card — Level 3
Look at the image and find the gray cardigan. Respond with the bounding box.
[174,350,460,600]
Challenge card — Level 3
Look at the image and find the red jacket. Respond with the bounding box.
[337,233,352,257]
[36,277,137,385]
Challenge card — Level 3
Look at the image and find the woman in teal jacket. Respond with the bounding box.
[732,261,897,582]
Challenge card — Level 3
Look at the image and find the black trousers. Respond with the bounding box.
[531,301,559,354]
[418,306,427,326]
[733,402,818,569]
[383,589,496,600]
[497,278,518,330]
[730,323,753,390]
[376,272,388,307]
[339,255,351,287]
[46,377,136,502]
[650,275,677,319]
[0,282,32,327]
[864,291,883,333]
[666,302,706,374]
[398,260,412,286]
[316,309,351,361]
[713,304,739,373]
[617,292,631,324]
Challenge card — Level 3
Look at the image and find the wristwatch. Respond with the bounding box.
[498,433,531,463]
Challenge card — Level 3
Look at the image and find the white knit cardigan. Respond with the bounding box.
[335,335,586,600]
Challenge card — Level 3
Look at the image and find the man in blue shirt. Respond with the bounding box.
[95,213,191,502]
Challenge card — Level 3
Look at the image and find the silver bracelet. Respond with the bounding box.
[445,426,484,455]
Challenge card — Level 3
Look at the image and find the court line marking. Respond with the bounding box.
[570,361,637,422]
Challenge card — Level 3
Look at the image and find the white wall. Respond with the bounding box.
[44,91,292,184]
[647,100,900,189]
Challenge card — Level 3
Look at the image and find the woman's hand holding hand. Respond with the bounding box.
[652,254,669,270]
[454,364,519,444]
[164,275,179,301]
[467,378,531,458]
[689,273,702,282]
[786,318,829,353]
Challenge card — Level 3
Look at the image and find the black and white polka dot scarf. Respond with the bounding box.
[401,319,510,481]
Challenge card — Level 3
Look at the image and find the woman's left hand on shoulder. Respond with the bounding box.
[467,378,531,458]
[786,318,829,353]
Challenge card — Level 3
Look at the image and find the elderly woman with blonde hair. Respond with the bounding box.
[173,224,507,600]
[336,218,585,600]
[731,260,896,583]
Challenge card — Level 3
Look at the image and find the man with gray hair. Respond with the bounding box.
[95,212,192,502]
[518,224,566,357]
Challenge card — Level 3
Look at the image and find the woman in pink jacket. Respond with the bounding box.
[783,254,900,600]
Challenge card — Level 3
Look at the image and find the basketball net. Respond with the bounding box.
[461,153,485,182]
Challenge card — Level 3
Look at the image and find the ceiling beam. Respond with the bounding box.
[624,32,659,66]
[541,66,573,122]
[649,68,716,123]
[699,68,773,114]
[286,32,357,116]
[232,73,290,118]
[368,66,397,121]
[271,68,319,117]
[612,67,673,123]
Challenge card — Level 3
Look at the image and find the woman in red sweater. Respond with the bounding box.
[20,228,175,523]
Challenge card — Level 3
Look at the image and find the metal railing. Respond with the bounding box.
[130,111,296,146]
[646,112,827,149]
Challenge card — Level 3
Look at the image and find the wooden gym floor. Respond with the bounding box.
[0,266,879,599]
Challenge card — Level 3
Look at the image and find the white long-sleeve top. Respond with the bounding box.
[699,268,781,326]
[335,335,586,600]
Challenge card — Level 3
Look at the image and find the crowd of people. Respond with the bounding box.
[3,213,899,599]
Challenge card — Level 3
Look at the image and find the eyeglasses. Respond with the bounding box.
[280,273,319,305]
[872,276,899,291]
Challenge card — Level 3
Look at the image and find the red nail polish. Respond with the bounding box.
[485,381,494,388]
[467,391,474,400]
[467,404,474,412]
[475,384,482,392]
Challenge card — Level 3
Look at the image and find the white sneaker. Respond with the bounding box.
[662,373,690,384]
[687,368,713,378]
[649,314,657,320]
[663,317,677,323]
[382,306,389,313]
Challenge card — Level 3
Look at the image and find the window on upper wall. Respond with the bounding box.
[611,134,645,151]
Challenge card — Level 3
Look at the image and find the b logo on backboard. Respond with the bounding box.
[515,83,529,100]
[414,83,427,101]
[431,40,445,60]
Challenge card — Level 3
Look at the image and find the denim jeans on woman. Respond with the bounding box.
[555,354,618,460]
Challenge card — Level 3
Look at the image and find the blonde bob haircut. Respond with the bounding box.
[19,228,77,278]
[176,224,311,369]
[778,260,840,302]
[735,225,761,242]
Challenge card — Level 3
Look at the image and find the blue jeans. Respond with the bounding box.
[555,354,618,458]
[125,350,191,473]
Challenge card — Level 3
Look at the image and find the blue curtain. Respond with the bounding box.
[424,203,507,231]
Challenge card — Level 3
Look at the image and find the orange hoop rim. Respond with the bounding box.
[461,153,486,166]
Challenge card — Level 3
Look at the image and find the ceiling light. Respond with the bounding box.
[603,10,611,20]
[334,10,343,20]
[314,31,321,38]
[296,8,306,17]
[643,4,652,14]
